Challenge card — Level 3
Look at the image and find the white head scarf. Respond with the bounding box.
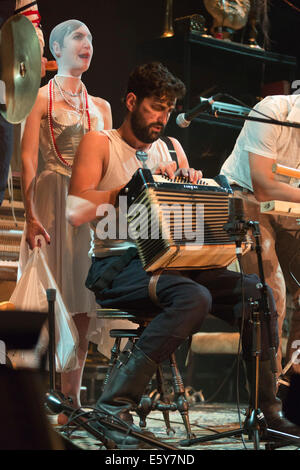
[49,19,87,58]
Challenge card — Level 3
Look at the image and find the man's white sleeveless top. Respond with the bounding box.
[89,129,173,258]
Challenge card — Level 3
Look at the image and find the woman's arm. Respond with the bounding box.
[93,97,113,130]
[102,99,112,130]
[21,89,50,248]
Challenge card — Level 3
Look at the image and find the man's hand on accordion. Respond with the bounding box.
[155,161,203,184]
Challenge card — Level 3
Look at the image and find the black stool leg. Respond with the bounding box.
[156,365,175,435]
[102,324,194,439]
[130,334,157,429]
[169,353,195,439]
[137,374,154,428]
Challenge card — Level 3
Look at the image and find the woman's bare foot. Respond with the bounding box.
[57,412,70,426]
[56,395,81,426]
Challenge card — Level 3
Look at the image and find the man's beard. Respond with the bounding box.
[130,109,165,144]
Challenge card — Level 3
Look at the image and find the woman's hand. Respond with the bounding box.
[25,218,51,250]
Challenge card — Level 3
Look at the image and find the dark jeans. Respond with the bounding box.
[87,255,279,364]
[0,115,14,204]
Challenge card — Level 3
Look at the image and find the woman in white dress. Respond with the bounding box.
[19,19,112,423]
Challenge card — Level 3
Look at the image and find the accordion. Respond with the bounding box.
[121,169,249,272]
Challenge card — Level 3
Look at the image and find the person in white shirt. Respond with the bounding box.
[221,94,300,380]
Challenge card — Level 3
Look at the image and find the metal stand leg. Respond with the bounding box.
[244,301,266,450]
[47,289,57,392]
[45,288,72,411]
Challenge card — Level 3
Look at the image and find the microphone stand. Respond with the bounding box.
[210,97,300,129]
[47,288,57,392]
[45,288,69,402]
[45,389,178,451]
[176,100,300,449]
[179,214,300,450]
[214,110,300,129]
[177,94,300,130]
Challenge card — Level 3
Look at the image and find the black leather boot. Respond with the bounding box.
[245,360,300,438]
[95,344,157,448]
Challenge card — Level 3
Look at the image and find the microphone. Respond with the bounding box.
[223,197,248,249]
[176,93,223,128]
[228,197,245,223]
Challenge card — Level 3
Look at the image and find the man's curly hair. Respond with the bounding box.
[125,62,186,104]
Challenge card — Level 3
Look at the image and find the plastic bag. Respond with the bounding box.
[9,247,79,372]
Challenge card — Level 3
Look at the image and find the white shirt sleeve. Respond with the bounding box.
[243,97,282,160]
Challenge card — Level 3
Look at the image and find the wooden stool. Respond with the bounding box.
[97,308,194,439]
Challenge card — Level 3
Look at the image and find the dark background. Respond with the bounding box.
[39,0,300,123]
[38,0,300,177]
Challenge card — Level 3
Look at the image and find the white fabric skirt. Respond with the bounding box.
[18,170,132,358]
[18,170,95,315]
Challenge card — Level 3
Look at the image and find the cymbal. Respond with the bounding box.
[0,14,41,124]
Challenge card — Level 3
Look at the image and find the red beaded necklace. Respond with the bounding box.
[48,78,91,169]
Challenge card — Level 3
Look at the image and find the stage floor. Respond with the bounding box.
[50,402,299,451]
